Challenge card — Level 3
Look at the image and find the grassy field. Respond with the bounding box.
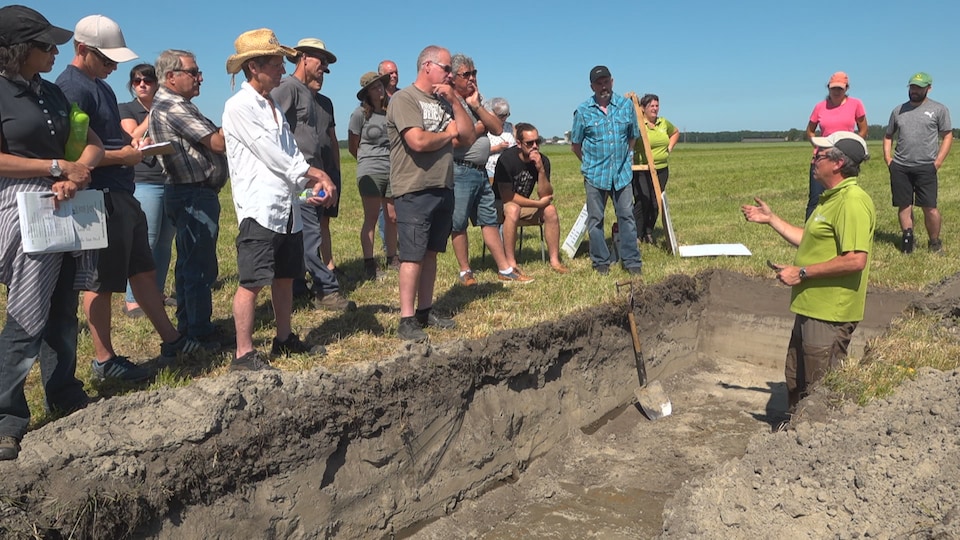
[13,141,960,424]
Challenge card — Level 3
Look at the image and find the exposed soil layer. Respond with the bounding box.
[0,270,943,539]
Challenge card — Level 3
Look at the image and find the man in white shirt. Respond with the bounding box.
[222,29,336,370]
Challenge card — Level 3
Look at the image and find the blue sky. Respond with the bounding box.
[20,0,960,138]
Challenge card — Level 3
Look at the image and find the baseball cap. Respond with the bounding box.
[0,5,73,47]
[827,71,849,88]
[810,131,869,165]
[74,15,137,63]
[908,72,932,87]
[589,65,611,83]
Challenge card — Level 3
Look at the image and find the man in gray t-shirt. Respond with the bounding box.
[883,72,953,254]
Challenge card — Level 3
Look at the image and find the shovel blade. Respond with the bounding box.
[635,380,672,420]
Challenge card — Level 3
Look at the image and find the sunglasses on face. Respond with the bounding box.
[88,47,117,68]
[812,152,830,163]
[173,68,202,78]
[133,76,157,85]
[425,60,452,73]
[31,41,56,53]
[521,137,543,148]
[456,69,478,79]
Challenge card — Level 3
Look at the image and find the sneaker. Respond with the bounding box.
[416,308,455,329]
[0,436,20,461]
[398,316,428,342]
[929,238,943,253]
[91,355,152,382]
[161,335,220,360]
[901,228,914,254]
[122,304,144,319]
[498,270,534,284]
[315,291,357,312]
[388,255,401,271]
[642,234,655,245]
[230,350,276,371]
[627,266,643,276]
[595,265,610,275]
[271,333,326,356]
[458,271,478,287]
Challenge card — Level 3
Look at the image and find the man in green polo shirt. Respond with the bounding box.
[741,131,875,413]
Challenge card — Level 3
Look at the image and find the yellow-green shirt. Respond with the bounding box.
[790,177,875,322]
[633,116,678,169]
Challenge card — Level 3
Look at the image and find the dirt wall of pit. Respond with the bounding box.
[0,271,912,539]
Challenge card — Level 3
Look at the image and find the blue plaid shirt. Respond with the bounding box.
[571,92,639,191]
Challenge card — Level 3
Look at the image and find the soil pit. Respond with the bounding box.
[0,269,938,539]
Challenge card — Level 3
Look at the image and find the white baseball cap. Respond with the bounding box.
[74,15,137,63]
[810,131,869,165]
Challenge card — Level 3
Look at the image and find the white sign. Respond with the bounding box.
[561,203,589,259]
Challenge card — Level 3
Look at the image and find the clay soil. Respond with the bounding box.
[1,270,957,539]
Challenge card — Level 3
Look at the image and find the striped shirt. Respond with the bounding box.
[571,92,639,191]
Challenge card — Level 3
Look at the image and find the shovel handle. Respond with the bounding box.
[627,311,648,387]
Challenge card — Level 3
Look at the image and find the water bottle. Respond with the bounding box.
[299,188,326,201]
[64,103,89,161]
[611,222,620,263]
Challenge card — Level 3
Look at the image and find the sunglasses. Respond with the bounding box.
[88,47,117,68]
[521,137,543,148]
[132,76,157,85]
[31,41,56,53]
[173,68,203,78]
[425,60,452,73]
[456,69,478,79]
[812,152,831,163]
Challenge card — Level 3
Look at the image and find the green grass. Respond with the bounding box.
[10,141,960,426]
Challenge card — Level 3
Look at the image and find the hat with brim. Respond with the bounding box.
[74,15,137,63]
[357,71,390,101]
[288,37,337,65]
[226,28,297,75]
[0,5,73,47]
[811,131,869,165]
[907,72,932,88]
[827,71,849,89]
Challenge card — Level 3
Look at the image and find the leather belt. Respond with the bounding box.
[454,159,486,172]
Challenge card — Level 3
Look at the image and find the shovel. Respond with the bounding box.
[617,281,673,420]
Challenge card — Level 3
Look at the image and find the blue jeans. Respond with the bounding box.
[585,182,641,269]
[294,200,340,297]
[452,164,498,231]
[164,184,220,338]
[0,255,87,440]
[125,182,175,303]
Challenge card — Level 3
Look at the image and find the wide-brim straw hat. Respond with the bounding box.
[226,28,297,75]
[357,71,390,101]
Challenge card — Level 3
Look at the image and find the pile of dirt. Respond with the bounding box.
[660,368,960,539]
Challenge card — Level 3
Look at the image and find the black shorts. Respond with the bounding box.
[889,162,938,208]
[235,218,304,288]
[87,190,155,293]
[394,188,454,262]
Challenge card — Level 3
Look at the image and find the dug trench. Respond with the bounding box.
[2,268,951,539]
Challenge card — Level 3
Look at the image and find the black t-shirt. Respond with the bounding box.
[0,75,70,159]
[493,146,551,199]
[118,100,166,184]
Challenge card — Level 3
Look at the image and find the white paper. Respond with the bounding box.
[678,244,752,257]
[561,203,590,259]
[17,190,108,253]
[140,141,174,156]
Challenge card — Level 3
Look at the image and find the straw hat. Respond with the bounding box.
[288,37,337,64]
[356,71,390,101]
[226,28,296,75]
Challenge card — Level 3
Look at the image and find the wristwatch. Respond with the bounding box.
[799,267,808,281]
[50,159,62,178]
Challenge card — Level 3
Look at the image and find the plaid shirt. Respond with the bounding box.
[571,92,639,191]
[149,86,227,188]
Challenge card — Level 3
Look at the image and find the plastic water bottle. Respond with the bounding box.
[300,188,326,201]
[64,103,88,161]
[611,222,620,262]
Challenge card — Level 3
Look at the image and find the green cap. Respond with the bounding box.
[908,72,932,87]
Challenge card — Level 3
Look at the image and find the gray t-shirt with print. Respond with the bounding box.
[885,98,952,166]
[348,106,390,177]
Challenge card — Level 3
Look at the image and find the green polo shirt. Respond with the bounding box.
[791,177,875,322]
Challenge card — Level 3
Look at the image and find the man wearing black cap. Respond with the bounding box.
[741,131,876,414]
[570,65,641,275]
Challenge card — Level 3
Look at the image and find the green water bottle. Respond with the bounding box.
[64,103,88,161]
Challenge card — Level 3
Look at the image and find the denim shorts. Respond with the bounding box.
[235,218,305,288]
[452,164,498,231]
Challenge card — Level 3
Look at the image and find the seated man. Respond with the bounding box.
[494,123,568,274]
